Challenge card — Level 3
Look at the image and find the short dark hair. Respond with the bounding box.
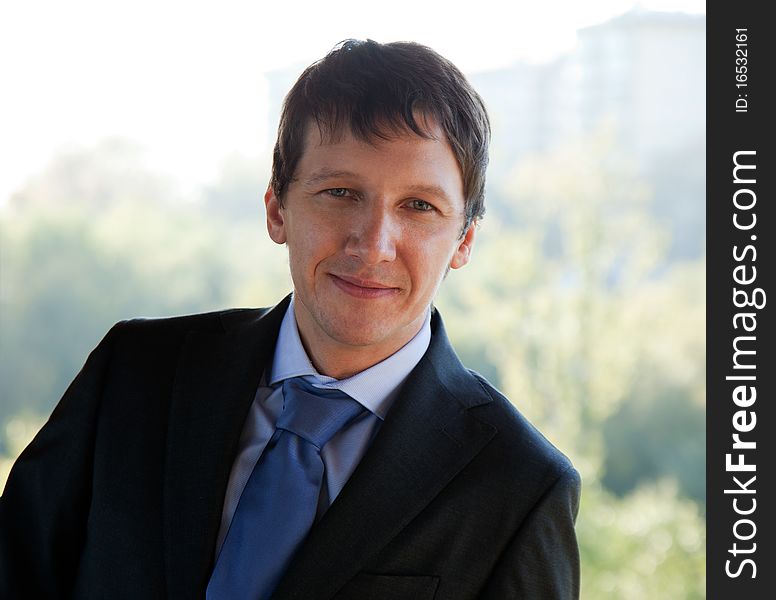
[271,39,490,231]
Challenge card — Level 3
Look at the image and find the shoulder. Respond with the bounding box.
[463,368,579,501]
[89,306,274,376]
[114,306,271,337]
[102,306,270,347]
[472,371,573,463]
[425,309,577,493]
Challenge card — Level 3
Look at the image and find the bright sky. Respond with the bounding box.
[0,0,705,202]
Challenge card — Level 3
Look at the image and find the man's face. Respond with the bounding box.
[265,119,475,373]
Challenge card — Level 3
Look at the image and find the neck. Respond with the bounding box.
[292,302,427,380]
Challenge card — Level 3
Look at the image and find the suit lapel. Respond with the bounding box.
[273,312,497,600]
[163,298,290,599]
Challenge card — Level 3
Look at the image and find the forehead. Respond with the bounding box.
[294,119,465,203]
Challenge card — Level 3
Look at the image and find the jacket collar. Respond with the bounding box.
[162,296,496,599]
[273,307,497,600]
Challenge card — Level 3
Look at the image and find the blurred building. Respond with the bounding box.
[572,10,705,162]
[263,10,706,256]
[264,66,306,149]
[472,9,705,257]
[265,10,704,166]
[470,9,705,170]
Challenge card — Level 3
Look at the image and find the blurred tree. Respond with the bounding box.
[438,131,705,597]
[7,138,173,214]
[578,481,705,599]
[1,134,705,596]
[202,153,272,222]
[0,141,289,425]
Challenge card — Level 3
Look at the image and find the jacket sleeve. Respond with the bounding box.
[0,323,123,599]
[479,465,582,600]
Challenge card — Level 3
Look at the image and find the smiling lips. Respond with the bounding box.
[329,274,401,299]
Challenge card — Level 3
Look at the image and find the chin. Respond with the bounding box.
[322,318,395,348]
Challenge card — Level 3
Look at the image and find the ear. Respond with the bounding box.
[450,221,476,270]
[264,184,287,244]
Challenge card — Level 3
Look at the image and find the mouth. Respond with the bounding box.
[329,274,401,299]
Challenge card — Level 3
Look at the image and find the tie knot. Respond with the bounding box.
[278,378,365,448]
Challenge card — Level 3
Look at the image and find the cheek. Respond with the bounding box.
[287,221,341,273]
[403,233,458,285]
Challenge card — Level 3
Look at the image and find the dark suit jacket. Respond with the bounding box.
[1,296,580,599]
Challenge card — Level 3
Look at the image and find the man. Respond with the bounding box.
[1,40,580,599]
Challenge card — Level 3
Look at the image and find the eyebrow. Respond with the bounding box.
[301,168,361,187]
[301,168,455,206]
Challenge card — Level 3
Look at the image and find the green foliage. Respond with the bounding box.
[437,132,705,596]
[578,482,705,599]
[602,380,706,504]
[0,143,289,423]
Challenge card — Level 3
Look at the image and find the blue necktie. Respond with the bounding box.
[207,377,365,600]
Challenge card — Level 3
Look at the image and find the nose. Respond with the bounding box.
[345,204,397,265]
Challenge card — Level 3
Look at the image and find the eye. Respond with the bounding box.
[325,188,351,198]
[407,199,434,212]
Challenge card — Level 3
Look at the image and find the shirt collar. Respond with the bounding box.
[269,295,431,420]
